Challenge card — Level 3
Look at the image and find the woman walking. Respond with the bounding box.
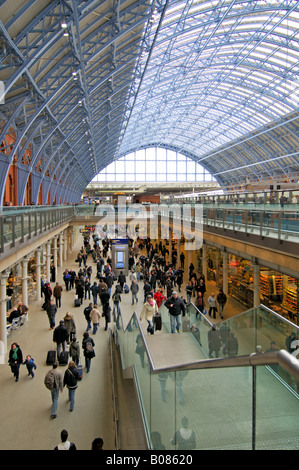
[8,342,23,382]
[63,361,80,411]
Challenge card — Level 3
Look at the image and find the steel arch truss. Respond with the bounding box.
[0,0,299,204]
[0,0,155,203]
[120,0,299,187]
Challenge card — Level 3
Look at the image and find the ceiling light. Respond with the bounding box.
[61,20,67,28]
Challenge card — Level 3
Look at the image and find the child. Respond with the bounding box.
[23,355,37,378]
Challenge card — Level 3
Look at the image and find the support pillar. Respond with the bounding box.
[46,241,51,282]
[253,264,261,308]
[53,236,58,273]
[35,248,42,302]
[21,256,29,309]
[59,233,63,267]
[202,243,207,280]
[63,230,67,262]
[0,270,10,357]
[222,250,228,295]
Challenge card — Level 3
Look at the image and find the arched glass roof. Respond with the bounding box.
[0,0,298,203]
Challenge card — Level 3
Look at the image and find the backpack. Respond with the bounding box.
[85,341,94,355]
[44,370,55,390]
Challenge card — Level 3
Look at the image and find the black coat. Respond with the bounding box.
[164,296,186,316]
[8,346,23,365]
[53,324,68,344]
[63,366,79,388]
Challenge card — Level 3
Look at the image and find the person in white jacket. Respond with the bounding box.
[140,294,158,335]
[89,304,101,334]
[207,293,217,319]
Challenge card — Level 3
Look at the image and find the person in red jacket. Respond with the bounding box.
[154,288,166,309]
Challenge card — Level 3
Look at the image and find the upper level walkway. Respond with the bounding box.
[1,202,298,278]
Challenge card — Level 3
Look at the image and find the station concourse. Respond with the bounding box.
[0,0,299,452]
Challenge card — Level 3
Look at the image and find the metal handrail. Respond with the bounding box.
[115,307,299,381]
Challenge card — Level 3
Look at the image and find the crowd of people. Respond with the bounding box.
[7,230,292,450]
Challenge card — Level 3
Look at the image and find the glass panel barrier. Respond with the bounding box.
[113,305,299,450]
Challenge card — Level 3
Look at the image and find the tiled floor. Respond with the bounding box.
[0,237,246,450]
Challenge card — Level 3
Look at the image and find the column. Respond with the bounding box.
[59,233,64,267]
[21,256,30,308]
[202,243,207,280]
[169,228,172,264]
[46,241,51,282]
[53,236,58,272]
[222,250,228,295]
[252,264,261,308]
[35,248,42,301]
[0,270,10,356]
[63,230,67,261]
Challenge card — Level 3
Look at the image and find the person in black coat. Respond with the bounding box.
[8,342,23,382]
[76,282,84,305]
[118,271,126,292]
[53,320,68,357]
[102,304,111,331]
[82,332,95,373]
[164,292,186,334]
[63,361,80,411]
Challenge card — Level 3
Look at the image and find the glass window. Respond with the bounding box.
[90,146,215,184]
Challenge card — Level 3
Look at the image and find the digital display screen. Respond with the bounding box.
[116,251,124,268]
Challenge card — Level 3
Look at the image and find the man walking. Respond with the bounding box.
[53,320,68,357]
[44,362,64,419]
[53,282,63,308]
[164,291,186,334]
[46,300,57,330]
[130,279,139,305]
[83,302,93,331]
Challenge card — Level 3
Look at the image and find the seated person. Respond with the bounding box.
[7,309,19,324]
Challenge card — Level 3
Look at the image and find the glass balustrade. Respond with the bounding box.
[113,304,299,450]
[0,203,298,252]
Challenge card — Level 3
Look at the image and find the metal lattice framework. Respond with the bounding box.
[0,0,299,204]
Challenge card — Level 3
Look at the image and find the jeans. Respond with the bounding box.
[85,357,91,372]
[113,302,120,314]
[170,314,181,333]
[57,341,66,357]
[218,304,224,318]
[92,323,99,334]
[55,297,61,308]
[209,307,217,319]
[147,320,154,334]
[67,387,76,411]
[48,315,55,329]
[51,388,60,416]
[132,293,138,304]
[86,319,91,331]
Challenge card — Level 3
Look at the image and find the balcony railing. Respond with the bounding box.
[113,303,299,450]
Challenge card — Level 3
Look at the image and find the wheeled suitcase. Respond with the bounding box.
[46,349,56,365]
[58,350,69,365]
[74,298,80,307]
[124,284,129,293]
[75,364,83,380]
[154,314,162,331]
